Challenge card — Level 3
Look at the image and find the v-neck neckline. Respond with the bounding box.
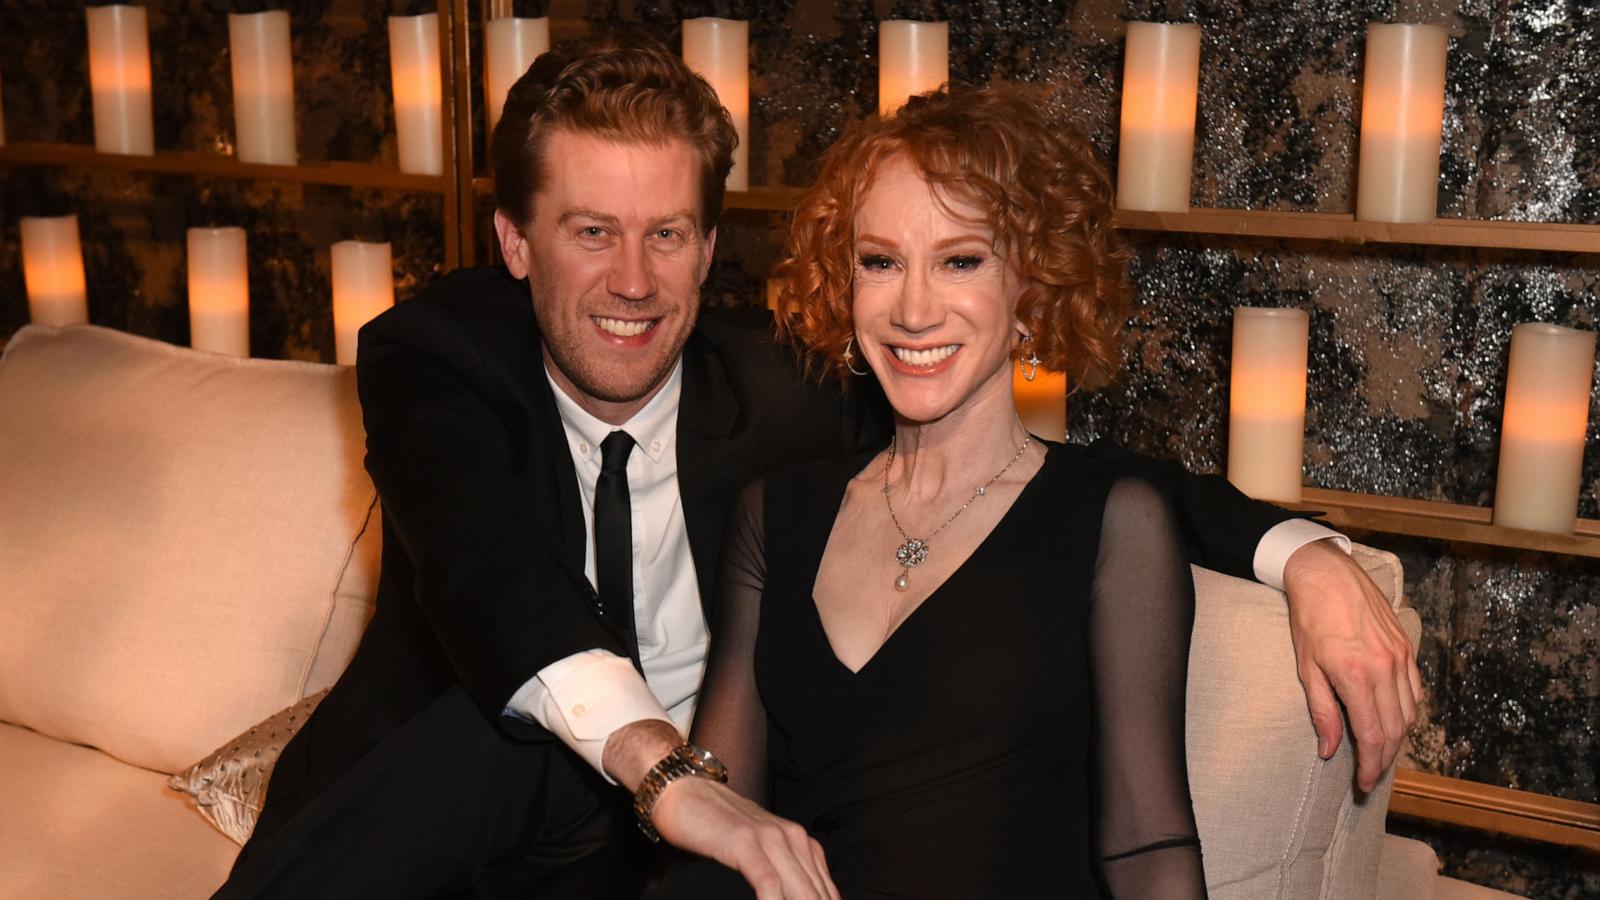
[806,441,1057,677]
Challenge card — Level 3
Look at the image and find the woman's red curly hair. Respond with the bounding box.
[774,83,1131,391]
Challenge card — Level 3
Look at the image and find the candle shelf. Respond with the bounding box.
[1285,486,1600,558]
[720,193,1600,255]
[1390,770,1600,852]
[1113,207,1600,255]
[0,142,448,194]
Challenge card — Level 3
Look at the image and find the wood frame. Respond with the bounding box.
[0,142,449,194]
[1391,770,1600,852]
[1113,207,1600,255]
[1285,487,1600,558]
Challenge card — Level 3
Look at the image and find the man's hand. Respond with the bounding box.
[1281,539,1423,793]
[604,720,838,900]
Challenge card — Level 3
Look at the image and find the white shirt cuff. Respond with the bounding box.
[1252,518,1352,590]
[504,649,677,784]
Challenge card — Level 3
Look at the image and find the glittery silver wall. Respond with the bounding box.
[3,0,1596,893]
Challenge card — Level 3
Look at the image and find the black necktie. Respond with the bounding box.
[595,431,638,654]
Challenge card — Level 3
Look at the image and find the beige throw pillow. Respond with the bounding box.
[168,689,329,845]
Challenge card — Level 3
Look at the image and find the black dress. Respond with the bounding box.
[660,441,1207,899]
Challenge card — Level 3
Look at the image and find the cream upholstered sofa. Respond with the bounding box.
[0,323,1503,898]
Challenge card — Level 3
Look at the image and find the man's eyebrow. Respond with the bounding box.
[647,211,699,229]
[557,209,620,228]
[555,209,701,230]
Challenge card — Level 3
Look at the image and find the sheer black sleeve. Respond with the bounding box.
[688,479,772,805]
[1089,476,1207,898]
[1080,439,1315,581]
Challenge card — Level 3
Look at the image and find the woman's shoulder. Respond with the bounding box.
[760,445,882,506]
[1038,438,1184,517]
[1041,436,1174,480]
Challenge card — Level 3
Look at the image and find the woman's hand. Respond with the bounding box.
[652,776,840,900]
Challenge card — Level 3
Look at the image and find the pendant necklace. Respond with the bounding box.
[882,430,1032,592]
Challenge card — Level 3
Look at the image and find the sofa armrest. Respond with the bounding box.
[1187,542,1415,900]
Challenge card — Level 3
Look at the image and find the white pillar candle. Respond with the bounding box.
[683,18,750,192]
[186,227,250,357]
[1493,323,1596,533]
[229,11,296,166]
[20,215,89,327]
[1013,366,1069,442]
[331,241,394,366]
[388,13,443,176]
[1116,22,1201,213]
[86,5,155,156]
[1227,307,1309,504]
[1356,23,1448,223]
[484,16,548,139]
[878,20,948,116]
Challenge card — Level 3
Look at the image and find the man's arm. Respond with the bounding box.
[1080,439,1420,791]
[602,720,838,900]
[356,305,629,722]
[1283,539,1422,791]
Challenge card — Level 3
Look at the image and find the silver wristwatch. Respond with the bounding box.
[632,743,729,842]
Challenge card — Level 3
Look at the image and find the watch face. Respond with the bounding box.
[685,745,728,781]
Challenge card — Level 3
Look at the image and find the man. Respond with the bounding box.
[219,39,1419,899]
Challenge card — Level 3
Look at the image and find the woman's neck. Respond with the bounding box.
[887,378,1034,503]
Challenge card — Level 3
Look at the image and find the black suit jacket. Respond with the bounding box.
[255,264,1306,835]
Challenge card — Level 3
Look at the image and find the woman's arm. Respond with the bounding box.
[689,478,774,802]
[1088,476,1207,898]
[649,480,836,900]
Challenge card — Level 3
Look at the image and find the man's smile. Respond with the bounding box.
[591,315,663,346]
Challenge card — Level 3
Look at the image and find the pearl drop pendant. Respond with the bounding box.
[894,570,910,592]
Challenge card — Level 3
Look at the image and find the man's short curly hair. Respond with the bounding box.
[774,83,1131,390]
[491,37,738,235]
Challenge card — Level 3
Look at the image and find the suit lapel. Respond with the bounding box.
[519,331,638,657]
[678,332,762,608]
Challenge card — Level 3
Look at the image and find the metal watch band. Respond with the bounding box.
[633,743,729,843]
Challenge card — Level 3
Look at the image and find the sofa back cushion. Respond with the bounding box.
[1188,543,1419,899]
[0,325,379,774]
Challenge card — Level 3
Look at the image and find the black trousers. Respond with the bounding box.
[215,686,649,899]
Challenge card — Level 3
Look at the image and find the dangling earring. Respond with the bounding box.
[842,336,871,376]
[1019,333,1041,382]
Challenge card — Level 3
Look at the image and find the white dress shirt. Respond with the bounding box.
[507,358,1347,781]
[504,360,707,781]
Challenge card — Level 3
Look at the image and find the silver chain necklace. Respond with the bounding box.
[882,430,1032,592]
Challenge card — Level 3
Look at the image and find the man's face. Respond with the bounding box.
[495,129,716,424]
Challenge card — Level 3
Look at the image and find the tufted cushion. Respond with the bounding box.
[0,325,380,775]
[1188,543,1420,900]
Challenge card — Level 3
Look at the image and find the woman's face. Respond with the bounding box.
[851,155,1025,426]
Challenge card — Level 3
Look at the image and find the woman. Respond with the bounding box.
[660,83,1205,899]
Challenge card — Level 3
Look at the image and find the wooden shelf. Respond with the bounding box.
[466,185,1600,255]
[1284,487,1600,558]
[724,186,803,211]
[1390,770,1600,852]
[0,142,448,194]
[1113,207,1600,254]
